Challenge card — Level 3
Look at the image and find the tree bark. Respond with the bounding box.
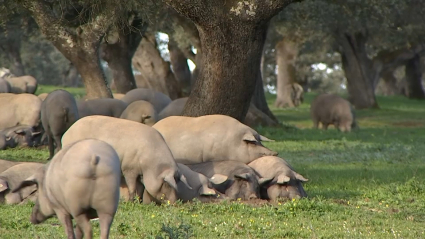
[101,16,146,94]
[274,38,298,108]
[132,33,182,99]
[163,0,295,121]
[404,54,425,99]
[22,0,113,99]
[168,38,192,95]
[338,32,379,109]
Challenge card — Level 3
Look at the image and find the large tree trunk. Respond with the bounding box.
[274,38,298,108]
[22,1,113,99]
[132,33,182,99]
[1,40,26,76]
[404,54,425,99]
[338,32,379,109]
[163,0,293,121]
[168,38,192,95]
[101,16,145,94]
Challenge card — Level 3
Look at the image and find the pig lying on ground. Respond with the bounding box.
[0,78,11,93]
[120,100,157,126]
[0,159,22,173]
[77,98,128,118]
[152,115,277,164]
[158,97,188,120]
[13,139,121,239]
[187,160,272,200]
[61,115,191,204]
[248,156,308,200]
[41,90,79,159]
[121,88,172,113]
[310,94,357,132]
[0,93,42,130]
[4,75,38,94]
[0,125,42,149]
[0,162,44,204]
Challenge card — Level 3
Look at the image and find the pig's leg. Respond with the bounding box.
[47,134,54,160]
[98,212,114,239]
[53,135,62,154]
[56,210,75,239]
[124,173,138,202]
[74,214,92,239]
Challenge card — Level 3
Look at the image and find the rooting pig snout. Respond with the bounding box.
[248,194,258,200]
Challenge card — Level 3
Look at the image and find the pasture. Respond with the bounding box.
[0,87,424,238]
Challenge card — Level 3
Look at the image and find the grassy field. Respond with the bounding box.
[1,87,425,238]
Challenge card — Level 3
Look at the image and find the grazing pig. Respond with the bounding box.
[248,156,308,200]
[0,159,22,173]
[0,125,42,149]
[0,93,42,130]
[120,100,158,126]
[0,162,44,204]
[12,139,121,239]
[187,160,271,200]
[0,78,11,93]
[121,88,172,113]
[77,98,128,118]
[61,115,191,203]
[152,115,278,164]
[310,94,357,132]
[158,97,188,120]
[5,75,38,94]
[176,163,228,202]
[41,90,79,159]
[37,93,49,101]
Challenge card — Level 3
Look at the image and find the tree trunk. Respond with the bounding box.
[338,32,379,109]
[405,54,425,99]
[274,38,298,108]
[132,33,182,99]
[380,70,399,96]
[22,0,113,99]
[101,16,145,94]
[2,40,26,76]
[168,38,192,95]
[163,0,293,121]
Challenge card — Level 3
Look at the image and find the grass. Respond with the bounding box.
[1,87,425,238]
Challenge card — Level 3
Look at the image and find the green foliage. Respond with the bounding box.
[0,87,425,238]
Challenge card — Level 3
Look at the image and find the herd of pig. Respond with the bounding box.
[0,76,357,238]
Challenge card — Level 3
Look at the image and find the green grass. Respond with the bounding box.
[1,87,425,238]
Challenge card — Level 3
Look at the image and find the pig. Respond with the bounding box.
[77,98,128,118]
[12,139,121,239]
[121,88,172,113]
[0,93,42,130]
[0,125,43,149]
[0,134,10,150]
[158,97,188,120]
[41,90,80,159]
[175,163,228,202]
[113,93,125,100]
[37,93,49,101]
[248,156,308,200]
[187,160,272,200]
[0,162,44,204]
[0,159,22,173]
[0,78,11,93]
[5,75,38,94]
[310,93,357,132]
[120,100,158,126]
[152,115,278,164]
[61,115,192,204]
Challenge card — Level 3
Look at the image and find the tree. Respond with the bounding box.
[162,0,298,121]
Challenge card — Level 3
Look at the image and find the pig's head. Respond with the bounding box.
[12,166,54,224]
[147,169,192,204]
[195,174,229,202]
[214,172,271,200]
[10,128,42,147]
[261,172,308,201]
[236,130,278,164]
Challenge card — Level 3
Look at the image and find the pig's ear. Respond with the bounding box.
[11,175,38,193]
[209,174,228,185]
[234,173,250,180]
[198,186,217,196]
[276,174,291,184]
[242,133,257,143]
[0,178,9,193]
[258,177,273,186]
[179,174,192,190]
[163,173,178,191]
[259,135,274,142]
[294,172,308,182]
